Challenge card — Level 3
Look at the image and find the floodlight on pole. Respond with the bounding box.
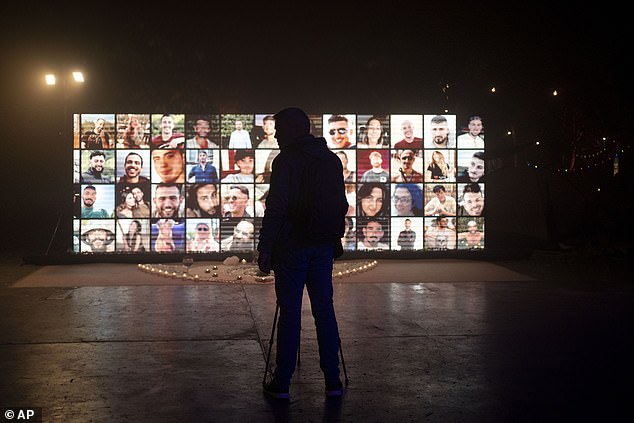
[42,68,86,255]
[72,71,85,83]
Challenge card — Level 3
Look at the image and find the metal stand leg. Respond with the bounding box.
[263,303,279,387]
[339,337,349,386]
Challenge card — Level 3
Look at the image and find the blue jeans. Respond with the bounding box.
[272,240,340,388]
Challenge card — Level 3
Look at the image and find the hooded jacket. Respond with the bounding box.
[257,134,348,256]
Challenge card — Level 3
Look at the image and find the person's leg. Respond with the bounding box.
[272,244,309,389]
[305,244,340,385]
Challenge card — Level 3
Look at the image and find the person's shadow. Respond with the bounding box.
[263,393,344,423]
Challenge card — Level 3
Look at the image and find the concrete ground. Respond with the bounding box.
[1,249,632,422]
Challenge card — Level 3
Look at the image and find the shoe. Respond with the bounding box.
[263,379,290,400]
[325,380,344,397]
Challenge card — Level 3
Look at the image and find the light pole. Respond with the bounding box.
[44,70,85,256]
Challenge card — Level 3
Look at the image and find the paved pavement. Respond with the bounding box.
[1,250,632,422]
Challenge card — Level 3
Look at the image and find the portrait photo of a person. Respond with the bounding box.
[152,183,184,218]
[151,218,185,252]
[390,115,423,150]
[117,114,150,149]
[424,216,457,250]
[151,113,185,149]
[117,151,151,186]
[186,149,219,184]
[185,115,220,149]
[357,183,389,217]
[357,216,389,251]
[424,114,456,149]
[424,184,457,217]
[81,114,115,149]
[391,183,423,217]
[151,149,185,183]
[336,150,356,184]
[424,150,455,182]
[344,184,356,217]
[357,115,389,148]
[458,183,485,217]
[342,216,356,251]
[457,115,485,149]
[323,114,355,149]
[391,148,423,183]
[80,219,116,253]
[221,219,255,252]
[116,219,149,252]
[131,186,151,217]
[186,219,220,253]
[80,184,114,218]
[220,115,254,149]
[456,151,485,183]
[359,150,390,183]
[74,150,80,183]
[186,183,220,218]
[221,149,254,183]
[255,149,280,184]
[457,217,485,250]
[221,185,253,218]
[81,150,114,183]
[115,188,146,218]
[391,217,422,250]
[255,114,279,149]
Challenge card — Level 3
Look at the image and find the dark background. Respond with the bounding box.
[0,3,631,257]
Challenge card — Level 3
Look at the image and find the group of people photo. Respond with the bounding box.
[72,112,485,254]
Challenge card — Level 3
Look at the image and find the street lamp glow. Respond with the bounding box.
[72,71,85,83]
[490,87,496,93]
[45,74,56,85]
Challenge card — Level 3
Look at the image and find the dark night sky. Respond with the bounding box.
[0,3,631,254]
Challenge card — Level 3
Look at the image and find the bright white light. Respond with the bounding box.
[507,131,512,135]
[552,90,558,96]
[536,141,540,145]
[72,71,85,83]
[45,74,56,85]
[490,87,496,93]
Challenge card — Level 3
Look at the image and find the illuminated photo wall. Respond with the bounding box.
[72,113,486,254]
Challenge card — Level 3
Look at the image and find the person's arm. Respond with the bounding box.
[448,231,456,249]
[257,154,292,273]
[133,234,141,252]
[424,198,436,215]
[447,197,457,215]
[245,132,252,149]
[121,233,131,251]
[258,159,291,253]
[228,132,236,148]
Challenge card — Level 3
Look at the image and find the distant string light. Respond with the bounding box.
[522,136,629,175]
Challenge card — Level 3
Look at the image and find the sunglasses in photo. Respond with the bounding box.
[224,195,245,201]
[329,128,348,136]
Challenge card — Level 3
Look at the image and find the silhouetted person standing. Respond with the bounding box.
[258,107,348,399]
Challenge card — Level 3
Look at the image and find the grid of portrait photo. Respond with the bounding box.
[72,113,486,254]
